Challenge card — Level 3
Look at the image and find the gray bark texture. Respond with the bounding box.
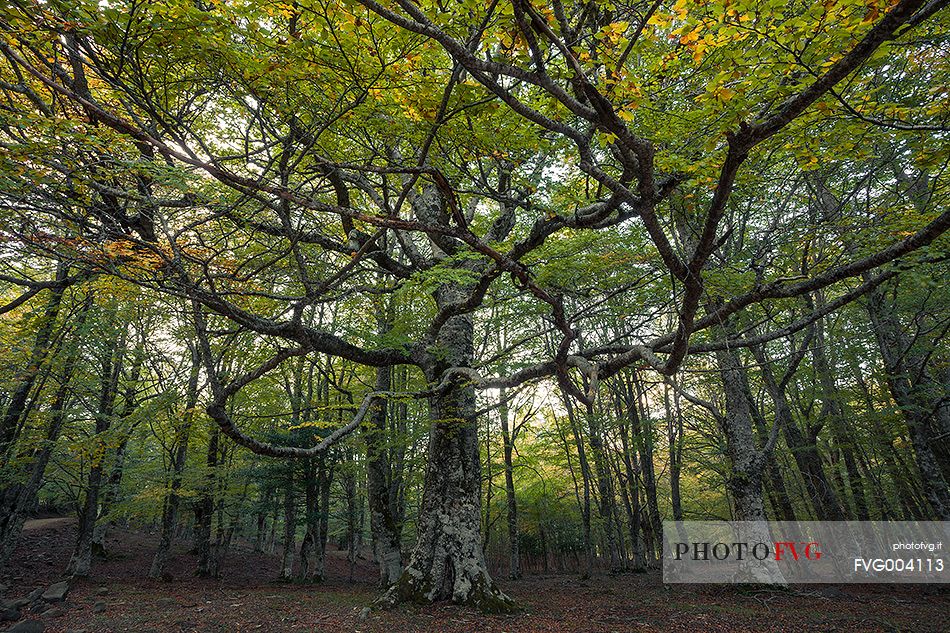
[378,284,513,612]
[715,345,767,521]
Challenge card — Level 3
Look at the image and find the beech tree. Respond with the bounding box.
[0,0,948,613]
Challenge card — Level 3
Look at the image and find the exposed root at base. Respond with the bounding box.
[373,572,519,614]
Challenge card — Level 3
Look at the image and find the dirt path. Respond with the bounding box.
[22,517,76,532]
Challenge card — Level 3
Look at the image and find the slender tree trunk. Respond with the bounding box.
[560,389,594,579]
[149,346,200,579]
[715,346,767,521]
[629,375,662,563]
[92,340,143,557]
[482,407,493,554]
[552,407,586,575]
[0,296,88,566]
[665,383,685,524]
[298,442,333,581]
[365,362,403,586]
[848,355,927,519]
[498,388,521,580]
[391,368,408,530]
[206,443,232,579]
[267,500,278,554]
[254,500,268,553]
[0,263,67,459]
[934,363,950,480]
[766,376,843,520]
[813,317,870,520]
[584,404,622,573]
[68,316,126,577]
[0,382,71,565]
[91,436,129,556]
[317,459,332,580]
[68,456,105,577]
[615,389,646,572]
[738,365,797,522]
[867,286,950,519]
[279,473,297,581]
[342,450,358,580]
[195,425,220,577]
[298,459,318,581]
[538,517,550,573]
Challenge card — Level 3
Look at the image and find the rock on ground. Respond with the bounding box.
[5,619,45,633]
[0,608,20,623]
[39,583,68,604]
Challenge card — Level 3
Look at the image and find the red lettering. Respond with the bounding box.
[774,542,799,561]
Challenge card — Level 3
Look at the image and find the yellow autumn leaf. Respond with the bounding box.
[716,87,734,101]
[680,29,700,45]
[692,42,706,62]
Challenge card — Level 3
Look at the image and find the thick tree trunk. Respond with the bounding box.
[378,285,512,612]
[381,379,510,609]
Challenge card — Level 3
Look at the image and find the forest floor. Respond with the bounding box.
[1,517,947,633]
